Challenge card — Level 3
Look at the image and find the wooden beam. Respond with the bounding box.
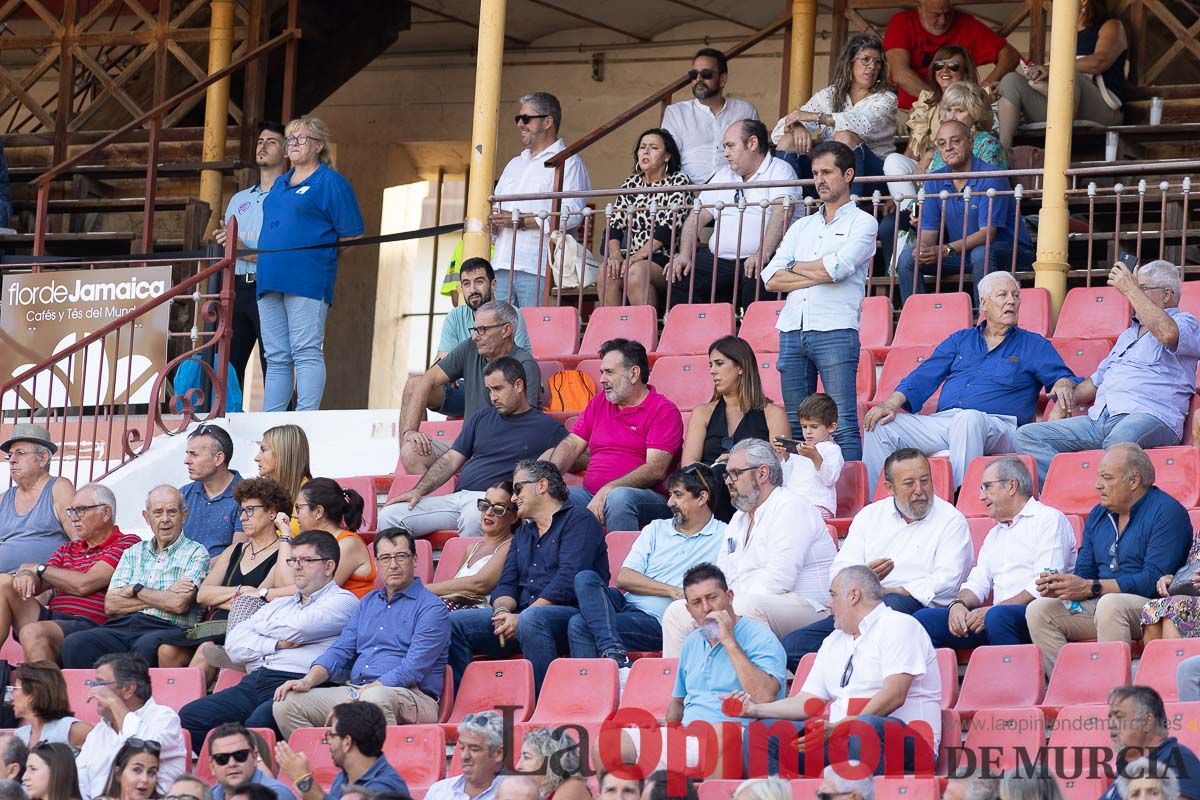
[1142,15,1200,84]
[409,0,531,46]
[997,1,1030,37]
[657,0,757,29]
[1143,0,1200,69]
[521,0,652,42]
[68,42,157,131]
[72,47,148,122]
[0,27,239,50]
[0,64,54,129]
[847,9,878,34]
[22,0,64,35]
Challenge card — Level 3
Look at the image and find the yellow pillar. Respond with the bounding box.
[199,0,235,237]
[463,0,507,261]
[787,0,818,109]
[1033,0,1081,316]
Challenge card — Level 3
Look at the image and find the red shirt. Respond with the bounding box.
[573,385,684,495]
[883,9,1008,109]
[46,527,142,623]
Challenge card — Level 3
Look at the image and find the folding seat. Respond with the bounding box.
[873,456,954,503]
[438,664,455,724]
[956,454,1039,517]
[212,668,245,694]
[757,355,782,405]
[432,536,474,583]
[1051,338,1112,383]
[195,727,277,784]
[954,644,1044,720]
[442,659,535,742]
[413,539,434,585]
[656,303,736,357]
[394,421,465,476]
[1147,446,1200,509]
[63,669,100,725]
[936,647,959,709]
[1181,281,1200,320]
[1065,514,1084,549]
[1040,450,1105,517]
[1165,701,1200,754]
[789,653,819,696]
[874,777,940,800]
[1017,286,1051,338]
[528,658,619,727]
[1052,287,1131,340]
[697,781,740,800]
[618,657,678,723]
[885,292,972,353]
[567,305,658,366]
[521,306,580,359]
[383,725,446,794]
[870,346,938,414]
[860,295,894,351]
[962,708,1046,772]
[1041,641,1131,717]
[1049,705,1113,800]
[150,668,206,713]
[1135,639,1200,701]
[606,531,640,588]
[0,636,21,665]
[577,358,603,389]
[966,516,993,560]
[288,728,339,785]
[332,476,377,533]
[648,355,713,412]
[538,360,564,405]
[738,300,785,354]
[835,461,869,519]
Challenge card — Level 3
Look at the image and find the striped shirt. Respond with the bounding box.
[46,527,141,623]
[110,535,210,627]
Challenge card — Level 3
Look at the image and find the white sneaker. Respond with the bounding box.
[618,666,632,696]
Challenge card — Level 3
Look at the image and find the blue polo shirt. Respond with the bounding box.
[257,163,364,305]
[180,470,244,558]
[674,617,787,726]
[1101,737,1200,800]
[896,323,1077,424]
[327,756,409,800]
[921,157,1033,251]
[494,503,608,609]
[1075,486,1191,599]
[621,516,726,620]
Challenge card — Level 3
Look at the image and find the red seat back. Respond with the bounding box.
[578,305,658,357]
[528,658,619,726]
[871,346,936,412]
[1051,338,1112,382]
[383,725,446,790]
[892,292,972,349]
[956,454,1040,516]
[1042,641,1131,713]
[1040,449,1104,516]
[331,476,377,533]
[447,659,536,726]
[605,531,639,588]
[656,303,736,356]
[738,300,785,354]
[1135,639,1200,701]
[432,536,475,584]
[648,355,713,411]
[618,657,678,722]
[287,728,339,785]
[860,295,894,350]
[149,667,207,713]
[521,306,580,359]
[1053,287,1131,340]
[835,461,869,518]
[955,644,1045,718]
[962,707,1046,771]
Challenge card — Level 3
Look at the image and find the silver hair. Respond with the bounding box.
[477,300,520,338]
[520,727,582,800]
[1108,442,1156,488]
[518,92,562,130]
[80,482,118,515]
[977,271,1020,303]
[986,457,1034,499]
[1136,259,1182,300]
[144,483,184,511]
[733,779,792,800]
[1116,758,1180,800]
[953,776,1000,800]
[729,438,783,486]
[457,710,504,750]
[0,780,25,800]
[834,564,884,602]
[284,115,333,165]
[822,765,875,800]
[999,770,1064,800]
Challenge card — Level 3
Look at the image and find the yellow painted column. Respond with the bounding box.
[1033,0,1081,316]
[463,0,507,261]
[200,0,235,237]
[788,0,818,109]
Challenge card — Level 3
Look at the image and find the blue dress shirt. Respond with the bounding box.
[494,503,608,609]
[180,470,244,557]
[327,756,409,800]
[921,157,1033,250]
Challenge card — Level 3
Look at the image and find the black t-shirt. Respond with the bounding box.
[453,406,568,491]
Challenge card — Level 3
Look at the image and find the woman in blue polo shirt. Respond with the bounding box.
[256,115,364,411]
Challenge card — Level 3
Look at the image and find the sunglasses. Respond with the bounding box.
[680,463,712,495]
[477,499,514,516]
[840,655,855,688]
[1109,539,1120,572]
[932,60,963,73]
[514,114,550,125]
[688,68,717,81]
[211,748,252,767]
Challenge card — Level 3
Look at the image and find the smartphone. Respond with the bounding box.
[774,436,803,454]
[1118,253,1138,270]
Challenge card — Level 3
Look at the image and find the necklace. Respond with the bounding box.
[245,536,277,562]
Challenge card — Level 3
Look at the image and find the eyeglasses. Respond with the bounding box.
[1138,284,1171,295]
[854,56,883,67]
[377,552,415,566]
[468,322,504,337]
[687,68,717,81]
[295,502,316,511]
[840,655,855,688]
[285,134,321,146]
[477,499,513,516]
[126,737,162,754]
[818,793,856,800]
[979,479,1010,493]
[723,466,755,483]
[733,187,745,204]
[514,114,550,125]
[211,748,252,766]
[6,448,39,459]
[285,556,328,568]
[239,504,266,518]
[166,794,203,800]
[84,678,119,688]
[65,504,106,518]
[932,60,963,73]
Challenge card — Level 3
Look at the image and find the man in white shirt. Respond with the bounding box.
[762,141,878,458]
[423,711,504,800]
[783,448,972,666]
[732,565,942,776]
[490,92,592,308]
[914,457,1076,648]
[662,48,760,184]
[76,652,188,800]
[659,439,836,657]
[666,120,799,311]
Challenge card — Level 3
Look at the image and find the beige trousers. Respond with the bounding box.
[659,593,830,657]
[1025,593,1147,676]
[273,683,440,738]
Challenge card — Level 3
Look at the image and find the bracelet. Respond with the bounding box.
[948,599,967,611]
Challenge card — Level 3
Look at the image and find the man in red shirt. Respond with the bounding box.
[884,0,1021,110]
[0,482,140,663]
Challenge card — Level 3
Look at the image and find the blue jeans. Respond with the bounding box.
[783,593,924,670]
[494,269,546,308]
[566,570,664,658]
[914,604,1031,648]
[897,239,1036,305]
[449,605,577,692]
[777,328,862,461]
[257,291,329,411]
[749,714,932,777]
[179,668,296,750]
[775,143,885,198]
[1014,408,1181,484]
[567,485,672,533]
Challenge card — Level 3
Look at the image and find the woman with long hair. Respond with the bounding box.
[12,661,91,749]
[516,727,591,800]
[295,477,375,598]
[100,739,160,800]
[255,424,312,536]
[23,742,82,800]
[426,481,517,610]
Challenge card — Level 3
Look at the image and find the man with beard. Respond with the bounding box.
[566,465,725,671]
[548,338,684,532]
[782,448,972,667]
[658,439,836,657]
[662,48,760,184]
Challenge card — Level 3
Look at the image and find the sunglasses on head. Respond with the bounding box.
[126,737,162,755]
[211,748,252,767]
[688,68,717,81]
[932,60,963,73]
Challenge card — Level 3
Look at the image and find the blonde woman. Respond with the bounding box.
[255,424,312,537]
[256,115,364,412]
[933,82,1008,171]
[515,728,590,800]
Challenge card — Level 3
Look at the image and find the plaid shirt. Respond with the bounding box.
[109,534,210,627]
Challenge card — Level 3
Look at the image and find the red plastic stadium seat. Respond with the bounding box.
[333,476,377,533]
[697,781,740,800]
[835,461,869,519]
[394,421,464,476]
[385,474,453,503]
[618,657,678,723]
[956,454,1039,516]
[739,300,785,354]
[757,355,782,405]
[967,516,993,560]
[442,659,535,742]
[606,531,639,589]
[538,360,564,405]
[975,286,1051,338]
[870,346,938,414]
[383,725,446,793]
[1182,282,1200,321]
[0,636,22,665]
[1148,447,1200,509]
[212,669,245,694]
[528,658,619,727]
[195,727,277,784]
[438,664,454,724]
[648,355,713,411]
[861,295,894,351]
[954,644,1044,720]
[656,303,736,356]
[576,358,603,389]
[1166,702,1200,754]
[789,653,819,696]
[1049,705,1112,800]
[1065,514,1084,549]
[288,728,339,785]
[874,456,954,503]
[891,292,972,350]
[1040,450,1103,517]
[936,647,959,709]
[1053,287,1131,340]
[63,670,100,725]
[962,707,1045,772]
[1051,338,1112,382]
[432,536,475,583]
[414,539,433,585]
[1042,641,1131,716]
[150,668,207,713]
[874,777,940,800]
[1135,639,1200,701]
[521,306,580,359]
[568,305,658,366]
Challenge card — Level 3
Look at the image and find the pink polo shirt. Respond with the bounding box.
[573,385,685,495]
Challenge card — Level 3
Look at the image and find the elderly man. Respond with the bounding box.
[1101,686,1200,800]
[784,448,972,664]
[568,465,724,669]
[667,120,799,310]
[276,701,409,800]
[168,775,214,800]
[208,723,297,800]
[271,528,449,737]
[423,711,505,800]
[864,271,1078,496]
[1027,444,1191,674]
[662,48,760,184]
[0,735,23,782]
[61,485,209,668]
[550,338,683,532]
[491,92,591,308]
[180,424,243,557]
[762,141,879,457]
[399,300,541,473]
[658,440,836,657]
[448,460,607,691]
[943,778,999,800]
[820,766,874,800]
[0,482,138,663]
[0,423,72,573]
[897,121,1035,304]
[179,530,359,749]
[76,653,188,800]
[735,566,942,776]
[914,457,1076,648]
[1017,260,1200,482]
[383,358,566,537]
[884,0,1020,111]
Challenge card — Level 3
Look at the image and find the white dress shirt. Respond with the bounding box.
[702,156,800,261]
[962,497,1077,604]
[76,697,187,800]
[801,603,943,746]
[662,96,761,184]
[781,440,843,516]
[223,579,360,673]
[492,138,592,276]
[716,486,836,610]
[423,774,501,800]
[760,201,879,332]
[833,496,973,607]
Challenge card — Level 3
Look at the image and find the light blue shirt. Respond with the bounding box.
[439,303,532,355]
[213,768,297,800]
[223,184,269,276]
[423,774,501,800]
[1090,306,1200,439]
[621,516,725,620]
[673,617,787,726]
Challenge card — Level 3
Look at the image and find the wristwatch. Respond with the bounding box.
[944,244,956,259]
[35,564,46,577]
[1091,579,1102,598]
[258,587,270,601]
[132,583,145,597]
[296,775,314,793]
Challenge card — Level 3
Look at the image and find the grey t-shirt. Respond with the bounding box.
[438,341,542,418]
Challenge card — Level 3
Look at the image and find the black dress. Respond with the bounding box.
[155,542,279,646]
[701,397,770,522]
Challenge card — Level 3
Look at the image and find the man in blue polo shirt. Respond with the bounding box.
[897,119,1034,305]
[179,424,242,557]
[863,271,1078,495]
[1100,685,1200,800]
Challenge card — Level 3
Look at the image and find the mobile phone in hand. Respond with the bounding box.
[774,436,802,455]
[1118,252,1137,270]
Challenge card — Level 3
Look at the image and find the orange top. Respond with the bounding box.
[336,528,377,598]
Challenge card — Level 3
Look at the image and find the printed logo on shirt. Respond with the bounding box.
[238,202,251,214]
[297,186,311,195]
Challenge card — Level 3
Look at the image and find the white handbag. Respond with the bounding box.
[549,229,600,289]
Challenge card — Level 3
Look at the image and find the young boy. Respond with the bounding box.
[775,392,843,519]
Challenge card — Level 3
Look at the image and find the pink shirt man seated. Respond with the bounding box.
[549,338,684,532]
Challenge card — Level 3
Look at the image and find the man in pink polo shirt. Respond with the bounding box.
[549,338,684,531]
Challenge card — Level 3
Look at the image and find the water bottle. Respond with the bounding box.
[1045,567,1084,614]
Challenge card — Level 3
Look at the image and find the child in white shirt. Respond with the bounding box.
[775,392,844,518]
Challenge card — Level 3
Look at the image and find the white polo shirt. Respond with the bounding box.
[702,156,800,261]
[963,497,1078,604]
[662,96,761,183]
